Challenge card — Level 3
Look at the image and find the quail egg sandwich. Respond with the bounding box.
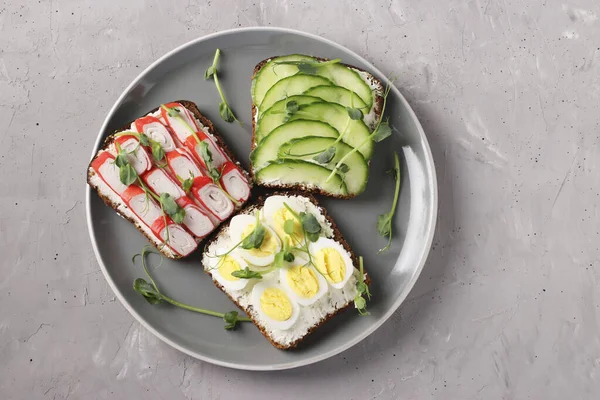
[202,193,368,349]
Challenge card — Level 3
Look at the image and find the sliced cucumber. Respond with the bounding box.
[304,85,368,111]
[255,95,323,143]
[251,120,338,171]
[255,95,322,144]
[252,54,315,107]
[255,160,348,196]
[279,137,368,195]
[318,64,373,109]
[258,74,334,115]
[255,102,373,160]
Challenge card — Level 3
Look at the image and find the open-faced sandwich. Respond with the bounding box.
[250,55,389,198]
[87,101,252,259]
[202,193,369,349]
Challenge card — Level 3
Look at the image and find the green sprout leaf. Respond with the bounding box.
[313,146,336,164]
[377,152,401,254]
[223,311,242,330]
[354,296,367,311]
[159,193,186,224]
[372,119,392,142]
[138,133,150,146]
[204,65,216,80]
[133,278,163,305]
[219,101,235,123]
[119,163,137,186]
[198,141,213,167]
[177,172,194,194]
[283,100,299,122]
[231,267,263,280]
[151,141,165,163]
[240,224,266,250]
[300,212,321,234]
[114,149,129,168]
[297,63,318,74]
[283,252,295,262]
[346,107,364,120]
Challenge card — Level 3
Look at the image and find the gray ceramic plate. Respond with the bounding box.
[86,27,437,371]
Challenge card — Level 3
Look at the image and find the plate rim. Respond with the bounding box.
[85,26,438,371]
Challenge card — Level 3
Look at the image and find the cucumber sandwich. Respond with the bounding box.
[250,55,385,198]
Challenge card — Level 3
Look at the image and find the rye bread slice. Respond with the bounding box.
[202,190,370,350]
[250,56,384,199]
[87,100,252,259]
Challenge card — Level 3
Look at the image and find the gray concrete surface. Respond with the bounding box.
[2,0,600,398]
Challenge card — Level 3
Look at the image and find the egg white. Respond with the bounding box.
[309,237,355,289]
[251,282,300,330]
[229,214,282,266]
[280,260,328,306]
[206,248,250,291]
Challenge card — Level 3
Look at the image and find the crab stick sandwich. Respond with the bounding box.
[87,101,252,258]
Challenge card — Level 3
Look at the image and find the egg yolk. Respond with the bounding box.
[218,255,241,281]
[241,224,279,257]
[260,288,293,321]
[273,207,304,242]
[314,248,346,284]
[286,266,320,298]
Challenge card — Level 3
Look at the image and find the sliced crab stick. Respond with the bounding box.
[165,148,204,181]
[141,168,215,238]
[113,134,152,175]
[121,185,162,226]
[183,132,228,169]
[219,161,250,203]
[190,176,234,222]
[160,102,200,143]
[134,116,177,152]
[122,185,197,257]
[90,152,128,195]
[150,216,198,257]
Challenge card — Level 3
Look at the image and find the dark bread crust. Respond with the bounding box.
[87,100,252,259]
[250,56,384,199]
[202,190,370,350]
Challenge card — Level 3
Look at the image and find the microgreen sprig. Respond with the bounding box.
[132,246,251,330]
[205,49,242,125]
[377,151,401,254]
[325,79,395,182]
[176,171,195,194]
[354,256,371,315]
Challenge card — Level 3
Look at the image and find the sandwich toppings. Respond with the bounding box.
[87,101,252,258]
[251,54,394,198]
[202,194,370,348]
